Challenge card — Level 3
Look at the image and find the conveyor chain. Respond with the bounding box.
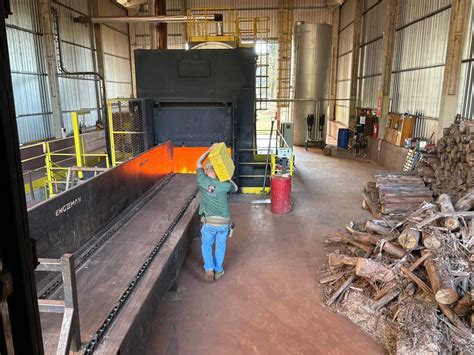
[84,187,198,354]
[39,175,174,300]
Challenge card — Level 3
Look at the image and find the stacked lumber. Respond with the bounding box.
[417,121,474,201]
[322,192,474,353]
[363,171,433,222]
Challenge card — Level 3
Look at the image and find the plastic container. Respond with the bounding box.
[208,143,235,181]
[337,128,350,149]
[270,175,291,214]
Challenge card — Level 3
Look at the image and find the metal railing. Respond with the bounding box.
[187,7,240,44]
[20,112,109,200]
[186,8,269,47]
[36,254,81,354]
[45,112,109,197]
[107,98,146,167]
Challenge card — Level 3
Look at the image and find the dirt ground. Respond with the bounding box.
[144,147,386,355]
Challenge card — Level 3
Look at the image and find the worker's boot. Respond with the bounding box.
[205,270,214,282]
[214,270,225,280]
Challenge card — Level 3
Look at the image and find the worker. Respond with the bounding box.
[196,144,237,282]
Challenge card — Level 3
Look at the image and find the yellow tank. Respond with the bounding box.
[208,143,235,181]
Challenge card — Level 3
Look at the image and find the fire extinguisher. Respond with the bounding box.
[373,118,379,139]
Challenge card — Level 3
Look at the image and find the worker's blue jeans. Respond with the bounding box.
[201,224,229,273]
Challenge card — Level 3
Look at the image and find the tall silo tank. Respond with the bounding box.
[291,22,332,146]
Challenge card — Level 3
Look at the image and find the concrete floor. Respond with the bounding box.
[144,147,386,355]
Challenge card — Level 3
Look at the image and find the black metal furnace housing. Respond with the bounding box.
[135,48,262,188]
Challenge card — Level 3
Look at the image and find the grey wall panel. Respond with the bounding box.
[358,76,380,109]
[360,0,385,44]
[391,66,445,118]
[55,0,101,134]
[359,39,383,77]
[340,0,356,29]
[390,4,451,125]
[397,0,451,28]
[6,0,53,143]
[7,0,135,142]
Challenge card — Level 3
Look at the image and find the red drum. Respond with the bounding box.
[270,175,291,214]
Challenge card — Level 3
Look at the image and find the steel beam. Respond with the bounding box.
[39,0,64,139]
[75,14,212,24]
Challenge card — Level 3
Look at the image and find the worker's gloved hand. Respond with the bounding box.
[228,223,235,238]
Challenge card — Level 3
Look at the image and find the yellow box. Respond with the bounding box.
[208,143,235,181]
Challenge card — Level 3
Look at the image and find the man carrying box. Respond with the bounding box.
[196,143,237,282]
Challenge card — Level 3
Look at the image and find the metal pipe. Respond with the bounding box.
[262,119,274,193]
[257,98,354,102]
[74,14,215,24]
[52,8,112,163]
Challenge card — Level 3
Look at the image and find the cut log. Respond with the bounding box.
[381,203,423,214]
[336,232,373,253]
[347,229,407,259]
[328,253,357,267]
[380,196,431,204]
[437,194,461,230]
[454,188,474,211]
[423,254,458,305]
[365,220,392,235]
[373,253,432,302]
[415,211,474,229]
[326,248,373,306]
[421,230,441,250]
[355,258,395,282]
[398,223,420,250]
[452,293,471,316]
[379,190,433,198]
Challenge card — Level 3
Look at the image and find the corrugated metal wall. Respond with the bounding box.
[100,1,133,98]
[6,0,472,143]
[338,0,466,138]
[391,0,451,121]
[55,0,101,134]
[6,0,133,143]
[6,0,53,143]
[457,0,473,119]
[357,0,385,110]
[335,0,356,125]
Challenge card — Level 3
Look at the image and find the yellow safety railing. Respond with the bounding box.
[238,16,270,44]
[44,112,109,198]
[107,98,146,167]
[187,7,240,45]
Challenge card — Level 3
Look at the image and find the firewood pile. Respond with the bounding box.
[363,171,434,223]
[417,121,474,201]
[322,192,474,353]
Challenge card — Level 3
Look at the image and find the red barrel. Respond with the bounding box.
[270,175,291,214]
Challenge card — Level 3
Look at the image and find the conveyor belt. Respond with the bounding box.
[39,174,198,353]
